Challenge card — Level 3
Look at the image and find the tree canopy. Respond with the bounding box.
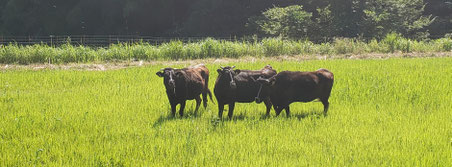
[0,0,450,39]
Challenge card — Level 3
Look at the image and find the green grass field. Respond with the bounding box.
[1,57,451,166]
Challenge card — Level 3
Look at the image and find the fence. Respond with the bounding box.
[1,35,448,47]
[0,35,242,46]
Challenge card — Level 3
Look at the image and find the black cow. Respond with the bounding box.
[256,69,334,117]
[214,65,277,119]
[156,64,213,117]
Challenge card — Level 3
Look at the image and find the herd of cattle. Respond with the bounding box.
[156,64,334,118]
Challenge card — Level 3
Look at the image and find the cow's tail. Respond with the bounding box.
[202,86,215,106]
[207,75,214,103]
[202,70,215,106]
[207,88,214,103]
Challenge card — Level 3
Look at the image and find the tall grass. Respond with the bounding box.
[1,58,451,166]
[1,35,451,64]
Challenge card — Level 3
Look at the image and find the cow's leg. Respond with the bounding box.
[321,99,329,116]
[179,100,186,117]
[285,106,290,117]
[228,102,235,119]
[218,103,225,118]
[170,102,177,117]
[202,91,208,108]
[194,96,202,116]
[275,106,284,117]
[264,99,272,116]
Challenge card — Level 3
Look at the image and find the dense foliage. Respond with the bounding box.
[1,34,452,64]
[0,0,451,39]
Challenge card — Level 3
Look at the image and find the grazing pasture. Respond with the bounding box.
[1,57,451,166]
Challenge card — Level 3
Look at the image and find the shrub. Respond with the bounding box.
[0,36,450,64]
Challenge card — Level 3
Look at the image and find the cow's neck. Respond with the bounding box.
[216,74,234,88]
[217,74,231,83]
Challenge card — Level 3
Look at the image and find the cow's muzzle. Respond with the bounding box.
[230,81,237,89]
[168,80,176,93]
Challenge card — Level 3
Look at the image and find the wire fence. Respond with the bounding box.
[0,35,245,46]
[0,35,448,47]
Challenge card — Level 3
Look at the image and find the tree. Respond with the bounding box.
[249,5,314,39]
[0,0,448,38]
[361,0,435,39]
[424,0,452,38]
[0,0,84,35]
[0,1,6,34]
[180,0,276,36]
[313,5,335,41]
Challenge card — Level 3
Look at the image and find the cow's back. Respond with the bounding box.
[315,69,334,100]
[215,68,276,103]
[177,68,205,100]
[271,71,323,104]
[192,64,209,81]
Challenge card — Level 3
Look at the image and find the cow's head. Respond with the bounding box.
[254,75,276,103]
[261,64,277,76]
[263,64,273,70]
[217,66,240,89]
[156,68,180,94]
[256,75,276,86]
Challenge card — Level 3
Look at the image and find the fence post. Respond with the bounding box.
[50,35,54,47]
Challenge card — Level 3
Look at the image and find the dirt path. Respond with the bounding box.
[1,52,451,71]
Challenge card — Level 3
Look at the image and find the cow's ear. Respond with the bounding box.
[156,71,164,77]
[217,69,222,74]
[234,69,241,74]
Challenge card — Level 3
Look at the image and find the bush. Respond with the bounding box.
[436,38,452,51]
[0,36,450,64]
[262,38,285,57]
[382,33,401,53]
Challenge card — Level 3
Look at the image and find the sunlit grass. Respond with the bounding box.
[0,57,451,166]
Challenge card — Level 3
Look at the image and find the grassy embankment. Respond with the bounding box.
[1,33,452,64]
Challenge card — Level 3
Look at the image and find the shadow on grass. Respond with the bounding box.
[216,113,274,121]
[152,109,202,128]
[153,109,325,127]
[256,109,324,120]
[292,110,325,120]
[152,115,175,128]
[231,113,246,121]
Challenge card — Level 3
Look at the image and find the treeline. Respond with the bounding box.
[0,0,451,40]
